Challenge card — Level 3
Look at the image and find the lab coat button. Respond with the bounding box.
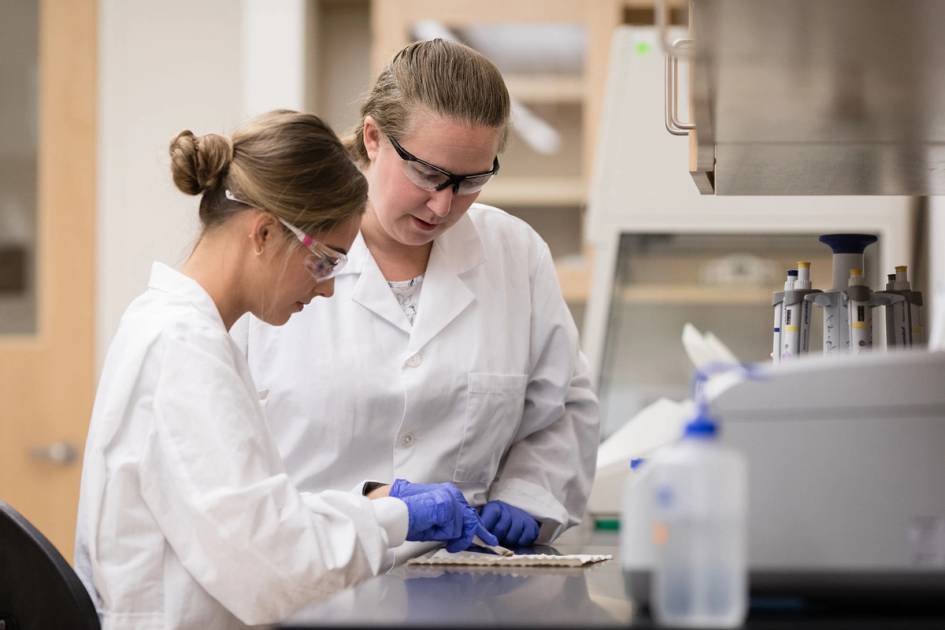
[401,432,415,447]
[405,353,422,368]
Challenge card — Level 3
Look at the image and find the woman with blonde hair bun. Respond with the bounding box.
[74,109,496,629]
[235,40,600,556]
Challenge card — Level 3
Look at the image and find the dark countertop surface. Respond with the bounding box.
[278,532,945,629]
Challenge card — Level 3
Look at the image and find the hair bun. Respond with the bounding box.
[169,130,234,195]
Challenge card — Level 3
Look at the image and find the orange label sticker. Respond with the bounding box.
[652,522,669,546]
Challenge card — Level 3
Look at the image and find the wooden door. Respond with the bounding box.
[0,0,96,560]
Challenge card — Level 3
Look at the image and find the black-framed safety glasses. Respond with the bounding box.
[388,135,499,195]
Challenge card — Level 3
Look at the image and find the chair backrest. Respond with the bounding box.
[0,500,100,630]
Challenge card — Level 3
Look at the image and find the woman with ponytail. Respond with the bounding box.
[74,110,495,630]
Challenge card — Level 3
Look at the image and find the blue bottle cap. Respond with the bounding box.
[818,234,878,255]
[630,458,645,470]
[787,269,798,276]
[684,410,718,439]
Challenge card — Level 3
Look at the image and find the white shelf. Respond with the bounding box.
[504,74,585,103]
[623,0,686,6]
[619,285,773,305]
[555,257,592,303]
[479,176,586,207]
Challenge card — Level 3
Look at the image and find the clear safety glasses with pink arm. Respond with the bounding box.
[225,189,348,282]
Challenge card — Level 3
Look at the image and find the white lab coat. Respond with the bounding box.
[74,263,407,630]
[232,204,599,544]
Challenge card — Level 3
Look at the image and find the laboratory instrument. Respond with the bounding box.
[794,261,818,354]
[771,270,794,363]
[623,350,945,608]
[895,266,926,345]
[583,26,912,398]
[876,273,911,347]
[779,263,820,361]
[876,265,925,347]
[846,268,872,353]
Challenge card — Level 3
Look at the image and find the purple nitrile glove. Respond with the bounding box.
[479,500,540,547]
[392,479,498,552]
[445,502,498,553]
[388,479,441,499]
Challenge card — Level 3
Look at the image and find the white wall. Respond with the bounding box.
[311,0,371,134]
[97,0,307,367]
[242,0,307,118]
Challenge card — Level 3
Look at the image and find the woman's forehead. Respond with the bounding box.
[400,110,500,171]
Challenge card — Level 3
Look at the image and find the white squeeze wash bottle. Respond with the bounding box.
[650,398,748,628]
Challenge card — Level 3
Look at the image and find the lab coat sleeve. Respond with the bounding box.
[488,245,601,543]
[138,330,406,626]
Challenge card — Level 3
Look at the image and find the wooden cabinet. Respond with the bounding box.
[0,0,96,560]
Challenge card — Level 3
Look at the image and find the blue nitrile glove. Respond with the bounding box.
[387,479,441,499]
[479,500,540,547]
[447,499,499,553]
[392,480,498,552]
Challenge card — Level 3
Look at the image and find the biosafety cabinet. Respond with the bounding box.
[587,23,945,602]
[582,26,915,437]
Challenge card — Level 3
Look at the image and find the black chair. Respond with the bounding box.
[0,500,100,630]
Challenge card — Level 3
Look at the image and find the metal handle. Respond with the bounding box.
[665,38,695,135]
[655,0,691,57]
[29,441,78,466]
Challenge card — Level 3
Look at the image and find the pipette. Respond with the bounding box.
[795,261,816,353]
[771,270,796,363]
[847,268,872,353]
[878,273,909,347]
[895,265,925,345]
[781,270,801,359]
[808,234,877,353]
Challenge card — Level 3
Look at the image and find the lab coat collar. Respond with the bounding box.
[147,262,226,330]
[346,212,485,348]
[406,213,483,355]
[339,231,370,276]
[349,240,413,335]
[433,211,486,276]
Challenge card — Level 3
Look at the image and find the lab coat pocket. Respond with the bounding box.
[454,372,527,483]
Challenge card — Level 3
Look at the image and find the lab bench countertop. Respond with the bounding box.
[278,532,945,629]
